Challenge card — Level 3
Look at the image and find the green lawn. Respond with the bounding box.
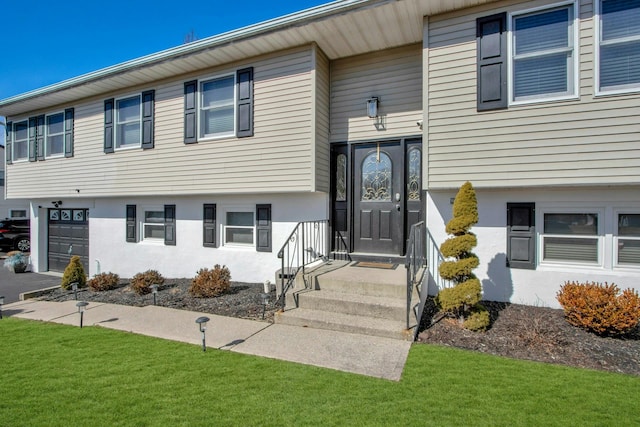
[1,318,638,426]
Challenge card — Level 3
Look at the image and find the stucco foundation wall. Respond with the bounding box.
[32,193,328,283]
[427,187,640,309]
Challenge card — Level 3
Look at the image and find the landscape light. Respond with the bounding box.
[76,301,89,328]
[195,316,210,352]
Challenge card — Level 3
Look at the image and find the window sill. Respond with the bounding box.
[139,239,165,246]
[509,94,579,107]
[114,145,142,152]
[221,243,255,251]
[198,133,236,143]
[594,88,640,98]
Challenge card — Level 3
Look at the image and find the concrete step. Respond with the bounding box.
[315,274,406,299]
[287,288,407,322]
[275,308,413,341]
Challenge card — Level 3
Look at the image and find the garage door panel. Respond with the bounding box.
[48,208,89,273]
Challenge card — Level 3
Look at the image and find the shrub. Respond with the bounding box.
[130,270,165,296]
[436,279,482,312]
[61,256,87,290]
[436,181,489,331]
[189,265,231,298]
[463,304,491,332]
[557,281,640,336]
[88,272,120,292]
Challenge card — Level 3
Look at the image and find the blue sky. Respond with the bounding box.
[0,0,330,101]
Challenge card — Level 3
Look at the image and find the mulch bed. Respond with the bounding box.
[417,298,640,376]
[39,281,640,376]
[39,279,281,322]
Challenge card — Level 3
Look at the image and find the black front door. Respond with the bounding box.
[353,142,403,254]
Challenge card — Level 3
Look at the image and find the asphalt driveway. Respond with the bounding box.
[0,253,61,303]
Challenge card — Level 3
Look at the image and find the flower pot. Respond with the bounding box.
[12,263,27,273]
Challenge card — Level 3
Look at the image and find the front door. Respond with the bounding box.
[353,141,404,254]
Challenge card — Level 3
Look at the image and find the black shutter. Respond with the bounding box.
[184,80,197,144]
[36,115,45,160]
[203,204,217,247]
[236,67,254,137]
[5,121,12,165]
[104,98,115,153]
[141,90,155,149]
[477,12,507,111]
[64,108,74,158]
[126,205,137,243]
[256,204,271,252]
[164,204,176,246]
[28,117,37,162]
[506,203,536,269]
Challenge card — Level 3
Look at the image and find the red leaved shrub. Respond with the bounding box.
[557,281,640,336]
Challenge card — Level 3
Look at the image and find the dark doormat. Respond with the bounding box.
[351,261,398,270]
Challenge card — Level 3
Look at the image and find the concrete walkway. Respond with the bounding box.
[4,298,411,381]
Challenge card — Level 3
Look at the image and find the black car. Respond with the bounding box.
[0,219,30,252]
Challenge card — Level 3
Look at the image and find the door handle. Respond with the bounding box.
[396,204,401,211]
[68,244,73,255]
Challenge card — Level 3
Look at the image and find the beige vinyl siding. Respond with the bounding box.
[313,46,331,193]
[330,44,423,143]
[6,47,319,198]
[427,0,640,190]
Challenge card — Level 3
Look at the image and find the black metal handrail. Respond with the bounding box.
[405,222,453,332]
[405,221,427,329]
[276,220,329,308]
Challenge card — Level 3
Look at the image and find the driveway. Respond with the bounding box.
[0,252,61,303]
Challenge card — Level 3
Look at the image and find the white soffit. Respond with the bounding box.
[0,0,496,117]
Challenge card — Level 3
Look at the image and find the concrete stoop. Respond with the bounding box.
[274,261,417,341]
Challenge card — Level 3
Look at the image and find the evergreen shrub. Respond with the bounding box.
[436,181,490,331]
[61,256,87,290]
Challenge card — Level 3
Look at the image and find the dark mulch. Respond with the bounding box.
[40,281,640,376]
[417,298,640,376]
[40,279,281,322]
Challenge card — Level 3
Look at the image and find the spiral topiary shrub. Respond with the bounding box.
[189,265,231,298]
[557,281,640,336]
[436,181,490,331]
[61,256,87,290]
[130,270,165,296]
[88,272,121,292]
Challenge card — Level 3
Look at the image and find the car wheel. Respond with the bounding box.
[15,237,30,252]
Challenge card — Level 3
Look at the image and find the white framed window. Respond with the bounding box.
[540,211,602,265]
[142,208,164,242]
[223,209,254,247]
[46,112,65,158]
[116,95,142,149]
[596,0,640,94]
[199,74,236,139]
[615,212,640,267]
[9,210,27,219]
[13,120,28,161]
[509,2,578,104]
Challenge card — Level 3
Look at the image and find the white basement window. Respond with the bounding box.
[142,209,164,241]
[224,211,254,246]
[616,213,640,266]
[542,212,601,264]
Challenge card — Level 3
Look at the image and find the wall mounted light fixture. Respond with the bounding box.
[366,97,379,119]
